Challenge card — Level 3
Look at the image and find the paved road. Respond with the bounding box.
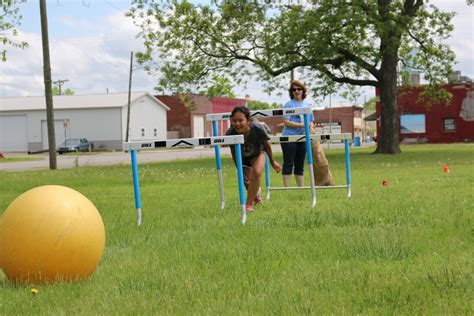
[0,147,235,172]
[1,143,372,172]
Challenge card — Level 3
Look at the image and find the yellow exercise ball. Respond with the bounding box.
[0,185,105,284]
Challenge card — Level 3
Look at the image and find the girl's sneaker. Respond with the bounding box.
[245,204,255,212]
[254,196,263,204]
[254,189,263,204]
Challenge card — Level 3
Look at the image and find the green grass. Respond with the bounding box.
[0,144,473,314]
[0,157,43,163]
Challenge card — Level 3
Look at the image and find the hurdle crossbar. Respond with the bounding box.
[206,107,314,121]
[123,135,243,151]
[268,133,352,144]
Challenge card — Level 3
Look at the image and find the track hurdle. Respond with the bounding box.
[206,107,317,207]
[123,135,249,225]
[265,133,353,202]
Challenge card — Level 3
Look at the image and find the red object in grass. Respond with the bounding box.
[382,179,389,186]
[0,153,4,159]
[443,165,450,173]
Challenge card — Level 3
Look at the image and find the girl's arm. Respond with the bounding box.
[229,145,236,165]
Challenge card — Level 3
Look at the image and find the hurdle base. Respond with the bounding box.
[136,207,142,226]
[268,185,349,190]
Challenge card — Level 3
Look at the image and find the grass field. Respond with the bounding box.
[0,144,473,314]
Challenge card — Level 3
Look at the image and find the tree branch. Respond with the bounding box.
[334,48,381,80]
[403,0,424,17]
[322,67,380,87]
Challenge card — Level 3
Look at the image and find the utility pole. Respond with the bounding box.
[329,94,332,134]
[125,51,134,142]
[52,79,69,95]
[328,94,332,149]
[40,0,57,169]
[364,94,367,142]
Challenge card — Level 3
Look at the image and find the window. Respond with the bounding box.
[400,114,426,134]
[154,128,157,137]
[141,128,145,137]
[443,118,456,132]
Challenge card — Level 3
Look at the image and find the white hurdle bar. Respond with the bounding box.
[207,107,318,208]
[265,133,353,200]
[124,135,249,225]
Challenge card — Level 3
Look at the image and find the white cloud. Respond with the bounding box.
[54,15,95,31]
[0,8,156,97]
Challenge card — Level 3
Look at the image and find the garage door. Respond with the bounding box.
[41,120,68,150]
[193,115,205,138]
[0,115,28,151]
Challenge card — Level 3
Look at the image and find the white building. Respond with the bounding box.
[0,92,169,152]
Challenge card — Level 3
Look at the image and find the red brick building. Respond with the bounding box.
[155,95,246,138]
[313,106,365,139]
[375,83,474,143]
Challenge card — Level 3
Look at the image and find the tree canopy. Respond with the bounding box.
[1,0,27,62]
[199,75,236,98]
[129,0,456,154]
[247,99,282,111]
[52,87,74,96]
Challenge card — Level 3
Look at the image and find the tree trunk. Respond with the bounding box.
[375,52,401,154]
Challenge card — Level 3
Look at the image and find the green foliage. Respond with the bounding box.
[52,87,74,96]
[364,96,377,111]
[0,144,473,313]
[1,0,28,62]
[247,99,282,110]
[199,75,235,98]
[128,1,457,153]
[64,88,74,96]
[128,0,454,97]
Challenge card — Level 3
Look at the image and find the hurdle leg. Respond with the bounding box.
[212,121,225,209]
[344,139,352,198]
[265,153,271,200]
[130,149,142,225]
[235,144,247,224]
[304,114,316,207]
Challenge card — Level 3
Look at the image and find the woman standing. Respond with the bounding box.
[281,80,314,187]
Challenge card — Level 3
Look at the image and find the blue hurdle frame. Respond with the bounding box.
[207,107,352,208]
[207,107,317,207]
[125,135,248,225]
[265,133,352,199]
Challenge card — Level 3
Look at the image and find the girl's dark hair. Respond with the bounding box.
[230,106,251,120]
[288,80,307,100]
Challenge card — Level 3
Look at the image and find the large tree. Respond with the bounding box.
[128,0,455,154]
[1,0,27,62]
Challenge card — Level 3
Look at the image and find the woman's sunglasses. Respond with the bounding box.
[291,87,303,92]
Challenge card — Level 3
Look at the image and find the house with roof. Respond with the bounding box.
[0,92,169,152]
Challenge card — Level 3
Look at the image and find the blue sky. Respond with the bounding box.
[1,0,473,107]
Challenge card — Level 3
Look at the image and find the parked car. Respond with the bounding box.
[57,138,94,154]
